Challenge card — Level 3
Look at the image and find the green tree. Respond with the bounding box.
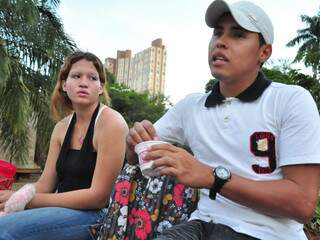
[0,0,75,165]
[109,83,169,127]
[263,67,320,109]
[105,71,170,126]
[205,78,218,93]
[106,69,116,85]
[204,66,320,110]
[262,67,292,85]
[286,11,320,79]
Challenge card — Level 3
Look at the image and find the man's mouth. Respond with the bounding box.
[213,56,228,62]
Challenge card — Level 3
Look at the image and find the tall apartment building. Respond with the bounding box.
[105,38,166,96]
[104,57,117,76]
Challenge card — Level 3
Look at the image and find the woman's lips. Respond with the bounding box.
[77,90,89,96]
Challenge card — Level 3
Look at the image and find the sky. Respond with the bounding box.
[58,0,320,104]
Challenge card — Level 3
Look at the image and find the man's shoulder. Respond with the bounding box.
[268,82,310,96]
[266,82,317,114]
[164,92,209,117]
[176,92,209,106]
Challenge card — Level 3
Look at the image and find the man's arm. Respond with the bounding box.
[146,144,320,224]
[219,164,320,223]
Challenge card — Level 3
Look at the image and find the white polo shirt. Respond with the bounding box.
[154,73,320,240]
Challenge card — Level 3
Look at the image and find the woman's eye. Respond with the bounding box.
[71,74,80,79]
[90,76,98,81]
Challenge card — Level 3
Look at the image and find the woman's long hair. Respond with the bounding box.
[51,51,110,121]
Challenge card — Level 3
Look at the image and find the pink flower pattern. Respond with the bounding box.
[129,208,152,240]
[173,183,185,207]
[90,164,197,240]
[115,180,130,206]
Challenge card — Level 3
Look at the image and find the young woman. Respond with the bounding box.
[0,51,128,240]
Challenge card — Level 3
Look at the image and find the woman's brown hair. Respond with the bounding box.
[51,51,110,121]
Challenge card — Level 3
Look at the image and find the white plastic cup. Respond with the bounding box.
[134,140,169,177]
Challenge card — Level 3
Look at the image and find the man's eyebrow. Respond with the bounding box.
[231,26,248,32]
[213,24,247,31]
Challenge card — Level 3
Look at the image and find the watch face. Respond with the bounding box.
[216,166,230,180]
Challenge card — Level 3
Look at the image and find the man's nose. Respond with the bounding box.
[214,35,227,49]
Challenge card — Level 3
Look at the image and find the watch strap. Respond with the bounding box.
[209,177,226,200]
[209,166,231,200]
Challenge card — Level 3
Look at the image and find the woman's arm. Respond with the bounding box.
[34,120,66,194]
[28,108,128,210]
[1,119,64,211]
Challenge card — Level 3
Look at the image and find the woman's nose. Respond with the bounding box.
[79,76,88,87]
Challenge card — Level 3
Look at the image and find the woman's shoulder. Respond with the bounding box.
[52,114,73,139]
[56,114,73,129]
[96,105,128,130]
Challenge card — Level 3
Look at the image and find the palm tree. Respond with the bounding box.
[0,0,76,165]
[287,11,320,80]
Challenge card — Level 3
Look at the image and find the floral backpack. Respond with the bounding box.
[90,163,198,240]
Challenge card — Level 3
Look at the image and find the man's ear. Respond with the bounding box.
[259,44,272,64]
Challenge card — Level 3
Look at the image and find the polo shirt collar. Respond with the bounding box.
[205,71,271,107]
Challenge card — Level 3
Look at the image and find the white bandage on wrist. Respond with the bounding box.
[3,183,36,214]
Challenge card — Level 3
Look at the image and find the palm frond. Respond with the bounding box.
[287,10,320,79]
[0,0,76,165]
[0,60,32,163]
[286,33,314,47]
[0,38,9,86]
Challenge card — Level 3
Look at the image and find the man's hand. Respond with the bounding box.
[126,120,160,147]
[144,143,214,188]
[126,120,160,164]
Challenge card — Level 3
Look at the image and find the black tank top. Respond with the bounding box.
[56,103,100,193]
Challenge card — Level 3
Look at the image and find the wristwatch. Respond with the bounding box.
[209,166,231,200]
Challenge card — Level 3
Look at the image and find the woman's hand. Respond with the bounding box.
[0,190,14,210]
[5,184,36,213]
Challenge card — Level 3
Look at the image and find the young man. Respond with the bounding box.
[126,0,320,239]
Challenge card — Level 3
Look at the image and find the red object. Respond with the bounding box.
[0,159,16,190]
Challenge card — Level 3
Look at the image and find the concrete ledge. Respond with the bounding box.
[16,167,42,180]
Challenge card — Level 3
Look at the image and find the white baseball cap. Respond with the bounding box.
[205,0,274,44]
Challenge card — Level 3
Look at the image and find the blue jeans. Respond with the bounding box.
[0,207,105,240]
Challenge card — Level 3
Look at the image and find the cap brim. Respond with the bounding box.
[205,0,231,28]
